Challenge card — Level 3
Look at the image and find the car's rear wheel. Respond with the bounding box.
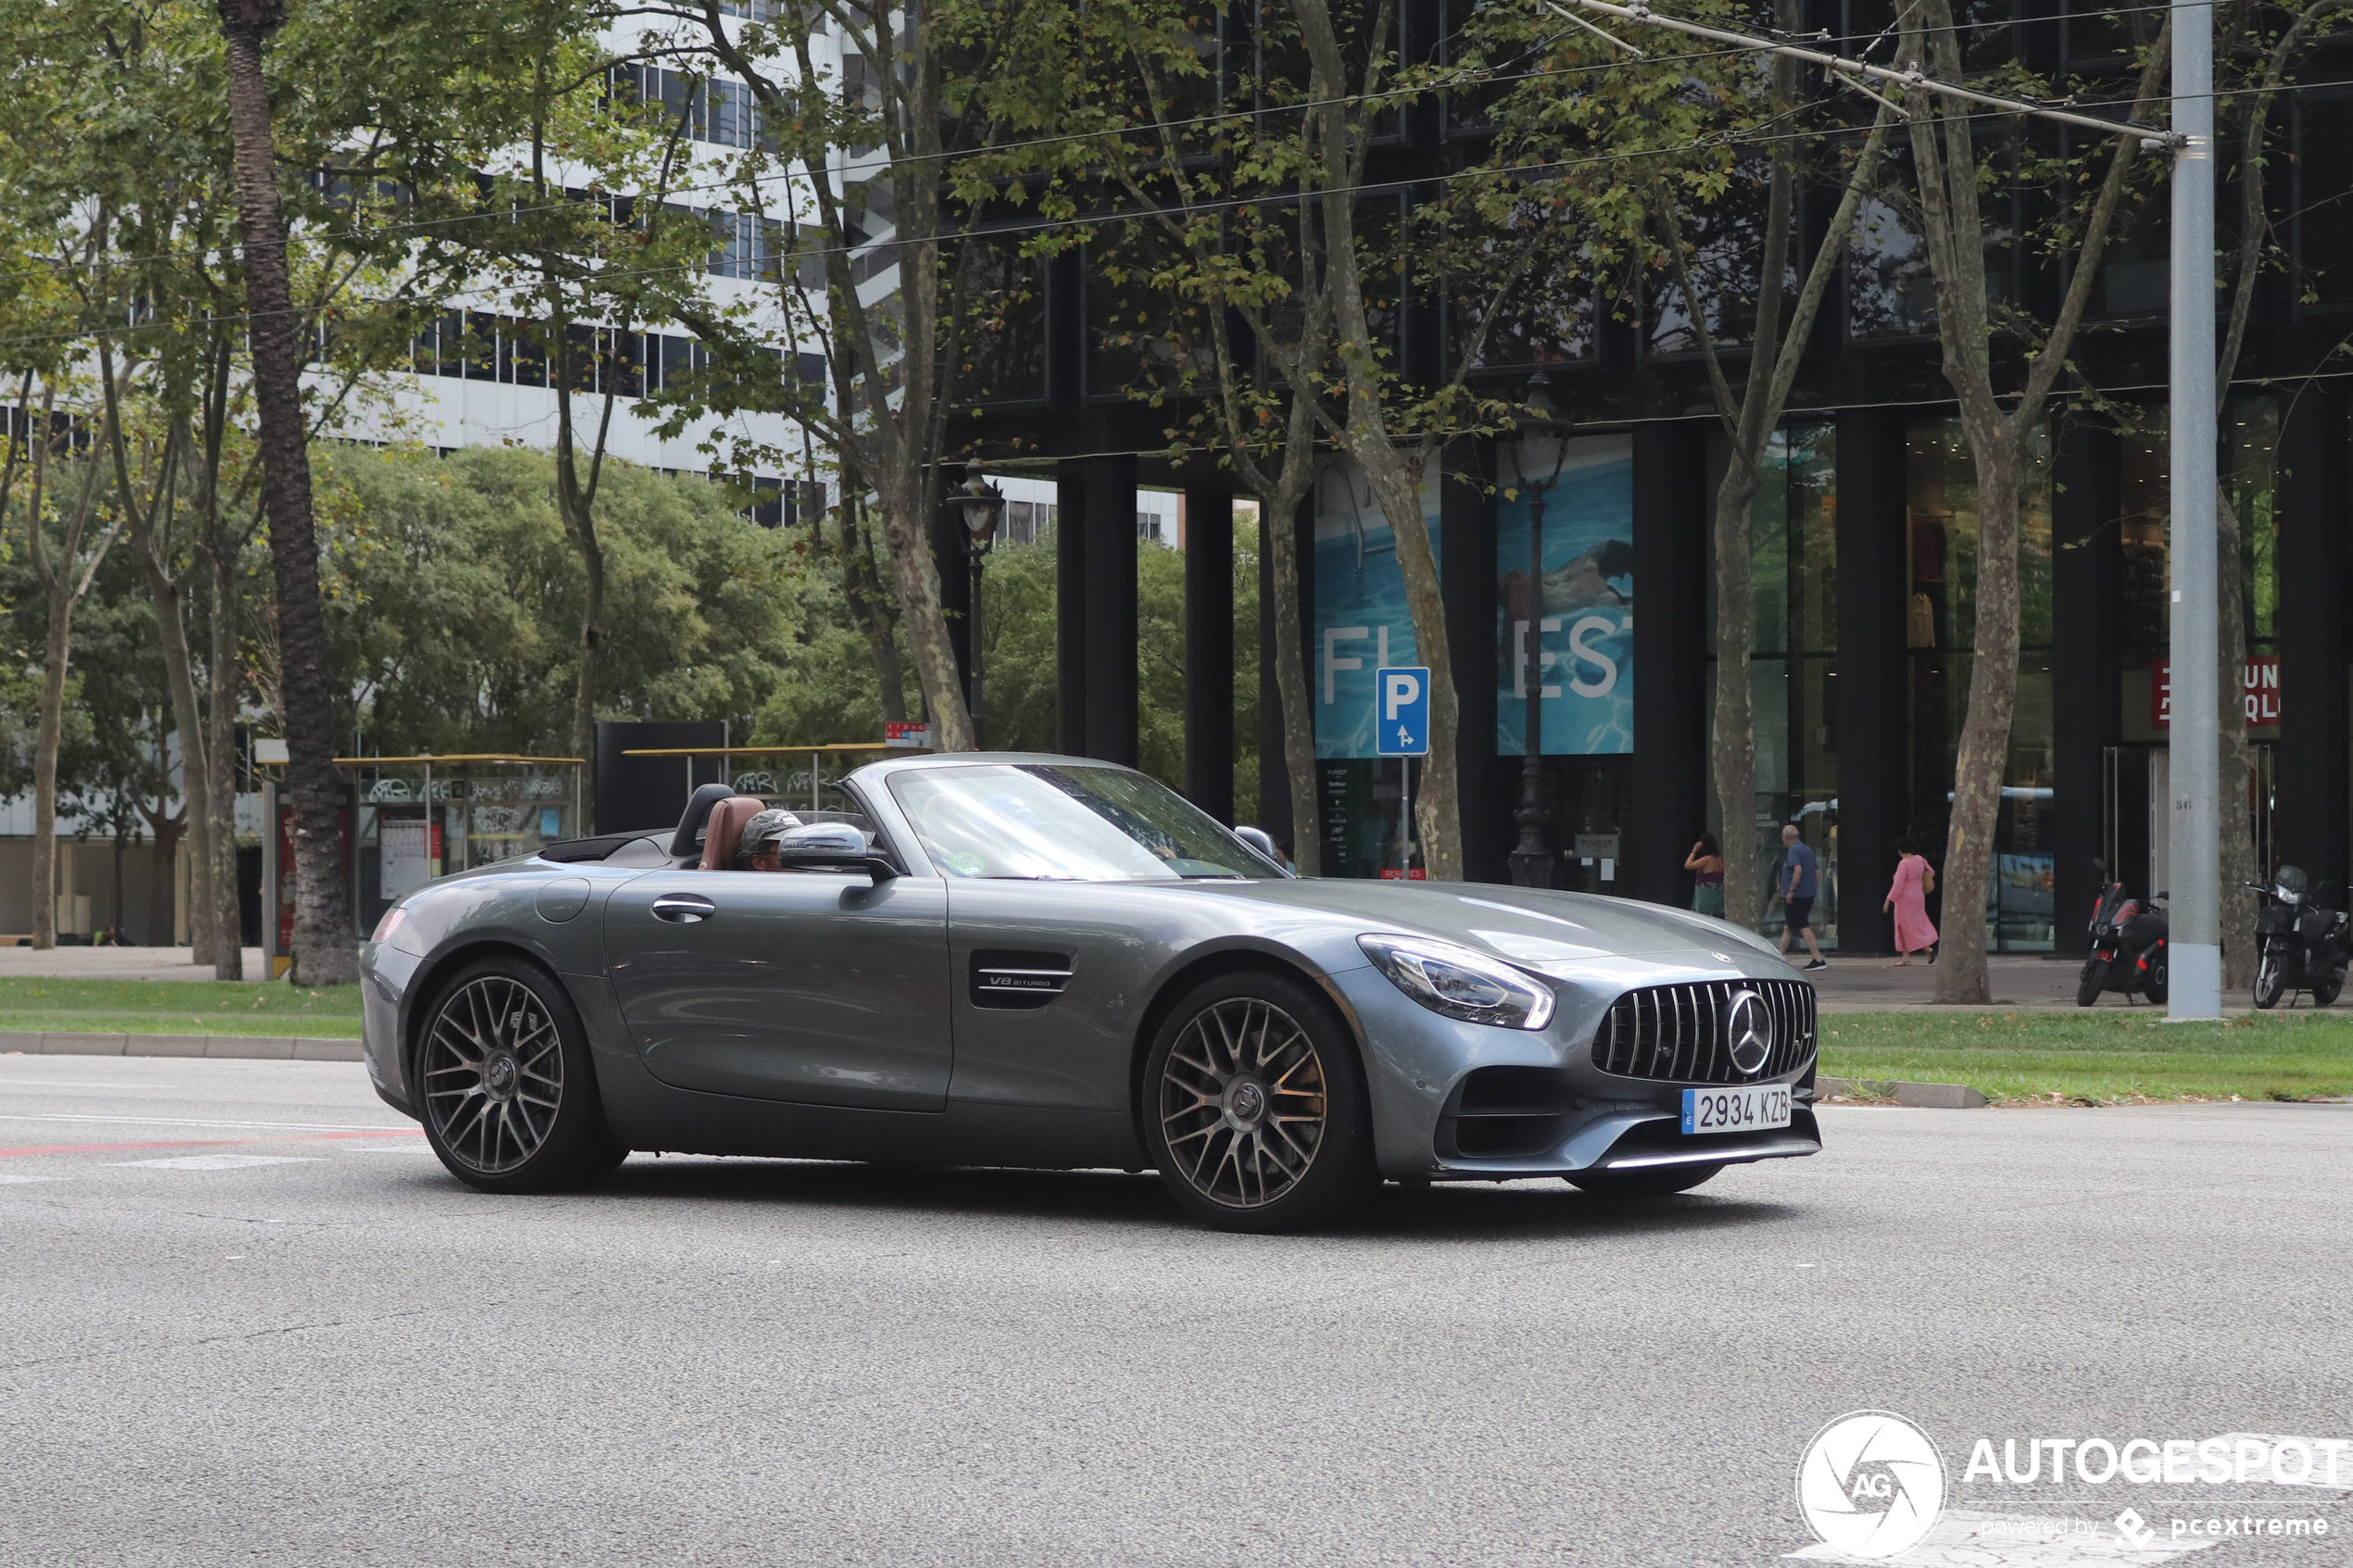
[1566,1162,1724,1198]
[417,956,625,1194]
[1143,972,1373,1233]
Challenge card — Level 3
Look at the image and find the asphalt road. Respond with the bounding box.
[3,1056,2347,1568]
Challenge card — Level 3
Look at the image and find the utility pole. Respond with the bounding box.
[2168,0,2221,1018]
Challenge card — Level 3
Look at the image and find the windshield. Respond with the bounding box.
[886,764,1284,881]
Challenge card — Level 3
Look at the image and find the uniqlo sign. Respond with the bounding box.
[2153,657,2281,728]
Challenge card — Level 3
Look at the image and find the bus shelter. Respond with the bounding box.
[258,756,585,963]
[617,743,919,821]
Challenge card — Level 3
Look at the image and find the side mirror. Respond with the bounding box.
[774,822,898,881]
[1232,824,1286,870]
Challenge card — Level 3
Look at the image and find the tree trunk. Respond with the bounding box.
[30,586,71,949]
[206,542,246,979]
[877,469,975,751]
[146,811,185,948]
[1350,452,1463,881]
[1932,433,2022,1003]
[1711,458,1767,930]
[1262,490,1321,877]
[2216,492,2258,987]
[141,558,214,961]
[839,489,907,724]
[218,3,356,984]
[552,386,605,831]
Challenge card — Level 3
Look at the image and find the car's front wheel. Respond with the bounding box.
[1567,1162,1724,1198]
[1143,972,1373,1233]
[416,956,625,1194]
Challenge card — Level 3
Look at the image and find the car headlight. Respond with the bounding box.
[1357,934,1556,1031]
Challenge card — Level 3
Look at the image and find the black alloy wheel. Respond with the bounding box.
[417,955,625,1194]
[2077,959,2108,1008]
[1143,971,1373,1234]
[1567,1162,1725,1198]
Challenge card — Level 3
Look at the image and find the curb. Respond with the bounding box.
[0,1031,361,1063]
[1816,1075,1987,1109]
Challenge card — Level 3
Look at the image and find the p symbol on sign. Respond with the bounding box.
[1383,670,1422,720]
[1374,665,1430,757]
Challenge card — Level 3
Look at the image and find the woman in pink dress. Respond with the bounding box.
[1884,839,1939,965]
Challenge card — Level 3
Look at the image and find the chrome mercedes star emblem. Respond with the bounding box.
[1722,989,1773,1076]
[1229,1082,1265,1123]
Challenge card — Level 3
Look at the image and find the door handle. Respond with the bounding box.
[651,893,716,924]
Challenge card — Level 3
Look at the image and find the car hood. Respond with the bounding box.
[1176,878,1788,974]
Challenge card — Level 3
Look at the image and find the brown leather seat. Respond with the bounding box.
[698,797,770,871]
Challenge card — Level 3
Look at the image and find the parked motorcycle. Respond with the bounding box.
[2079,859,2170,1006]
[2250,865,2348,1010]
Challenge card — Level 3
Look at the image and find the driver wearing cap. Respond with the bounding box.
[737,806,805,871]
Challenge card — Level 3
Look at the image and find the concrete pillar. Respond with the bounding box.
[1184,488,1236,822]
[931,473,971,703]
[1834,407,1918,953]
[1055,458,1088,755]
[2276,386,2349,890]
[1081,453,1140,766]
[2051,416,2123,947]
[1629,420,1711,908]
[1440,439,1502,882]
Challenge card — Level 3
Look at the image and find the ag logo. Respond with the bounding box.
[1795,1411,1945,1559]
[1724,988,1774,1075]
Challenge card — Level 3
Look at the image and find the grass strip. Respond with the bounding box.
[1819,1010,2353,1105]
[0,977,363,1039]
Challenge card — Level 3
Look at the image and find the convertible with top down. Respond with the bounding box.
[359,753,1822,1231]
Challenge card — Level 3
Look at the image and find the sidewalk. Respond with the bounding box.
[1804,951,2217,1013]
[0,946,271,982]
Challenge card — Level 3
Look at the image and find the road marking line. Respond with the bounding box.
[0,1130,418,1159]
[0,1113,404,1133]
[113,1155,325,1171]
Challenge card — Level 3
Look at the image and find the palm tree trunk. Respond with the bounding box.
[218,1,355,984]
[31,589,71,950]
[206,543,246,979]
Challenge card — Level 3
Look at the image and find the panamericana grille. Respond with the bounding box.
[1591,979,1816,1084]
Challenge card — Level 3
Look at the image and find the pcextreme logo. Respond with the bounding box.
[1794,1411,1948,1560]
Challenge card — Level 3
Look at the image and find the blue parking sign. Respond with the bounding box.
[1374,667,1430,756]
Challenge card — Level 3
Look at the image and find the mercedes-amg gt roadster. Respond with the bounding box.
[361,754,1822,1231]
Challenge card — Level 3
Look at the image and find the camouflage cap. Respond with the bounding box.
[738,807,805,860]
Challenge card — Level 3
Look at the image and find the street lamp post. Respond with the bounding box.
[1507,374,1574,889]
[954,459,1006,748]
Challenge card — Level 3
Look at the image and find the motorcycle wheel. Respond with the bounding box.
[2315,974,2344,1007]
[2254,949,2287,1010]
[2146,951,2170,1006]
[2076,960,2108,1007]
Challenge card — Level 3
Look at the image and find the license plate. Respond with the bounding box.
[1680,1084,1793,1134]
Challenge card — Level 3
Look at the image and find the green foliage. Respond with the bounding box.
[316,444,812,756]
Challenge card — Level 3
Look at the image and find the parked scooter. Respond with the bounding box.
[2249,865,2348,1009]
[2079,859,2170,1006]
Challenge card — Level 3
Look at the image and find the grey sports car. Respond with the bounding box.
[360,753,1821,1231]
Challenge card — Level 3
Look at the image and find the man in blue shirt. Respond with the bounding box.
[1777,822,1828,970]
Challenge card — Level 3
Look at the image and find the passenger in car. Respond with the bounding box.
[738,807,805,871]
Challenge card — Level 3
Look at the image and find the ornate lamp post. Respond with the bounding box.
[1506,373,1573,889]
[954,458,1006,746]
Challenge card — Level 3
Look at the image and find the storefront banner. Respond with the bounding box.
[1314,458,1441,759]
[1494,434,1634,756]
[2152,657,2280,729]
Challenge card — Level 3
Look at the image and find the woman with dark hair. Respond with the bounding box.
[1884,837,1939,965]
[1686,833,1726,918]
